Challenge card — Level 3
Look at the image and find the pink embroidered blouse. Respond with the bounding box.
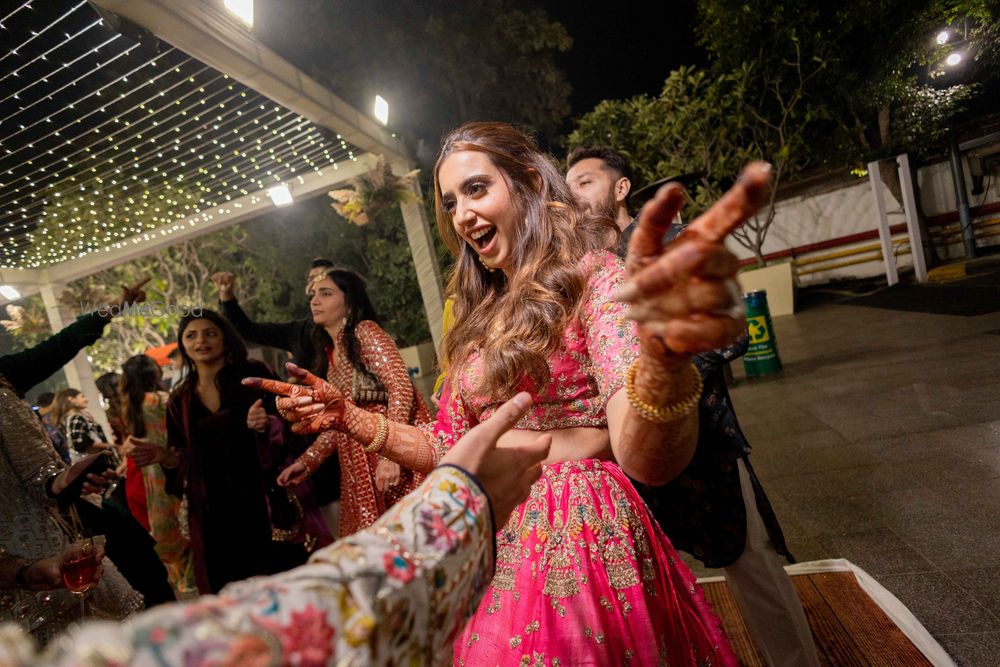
[426,250,639,459]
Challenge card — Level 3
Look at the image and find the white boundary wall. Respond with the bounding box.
[723,157,1000,286]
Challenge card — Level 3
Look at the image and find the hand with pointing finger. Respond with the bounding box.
[440,392,551,527]
[617,161,771,366]
[113,277,150,311]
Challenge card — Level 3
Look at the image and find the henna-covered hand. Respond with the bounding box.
[617,162,771,365]
[243,362,347,435]
[374,459,402,492]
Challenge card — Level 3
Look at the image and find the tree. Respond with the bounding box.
[569,52,824,266]
[696,0,999,201]
[29,192,431,373]
[58,225,261,372]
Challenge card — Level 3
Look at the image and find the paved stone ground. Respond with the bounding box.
[680,275,1000,666]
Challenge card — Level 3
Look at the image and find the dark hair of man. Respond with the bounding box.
[566,146,634,203]
[37,392,55,407]
[308,269,380,383]
[120,355,161,438]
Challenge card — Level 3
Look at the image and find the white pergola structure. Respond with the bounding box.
[0,0,444,427]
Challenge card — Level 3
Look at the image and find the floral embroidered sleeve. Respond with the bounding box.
[356,320,414,425]
[0,465,496,666]
[580,251,641,404]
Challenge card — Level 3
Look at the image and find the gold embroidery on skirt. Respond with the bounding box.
[495,462,660,604]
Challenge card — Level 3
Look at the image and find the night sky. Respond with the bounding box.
[539,1,707,128]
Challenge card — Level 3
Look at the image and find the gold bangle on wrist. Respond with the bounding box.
[625,359,703,424]
[364,413,390,453]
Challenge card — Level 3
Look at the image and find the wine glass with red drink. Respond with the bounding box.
[61,537,100,617]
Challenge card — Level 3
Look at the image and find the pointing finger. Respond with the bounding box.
[685,161,771,243]
[626,182,685,271]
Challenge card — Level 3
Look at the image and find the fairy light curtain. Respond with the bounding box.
[0,1,362,269]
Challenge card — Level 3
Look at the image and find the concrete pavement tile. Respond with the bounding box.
[890,518,1000,570]
[877,571,999,636]
[813,530,934,577]
[936,632,1000,667]
[942,567,1000,620]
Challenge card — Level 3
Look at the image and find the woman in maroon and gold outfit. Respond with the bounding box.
[276,269,430,537]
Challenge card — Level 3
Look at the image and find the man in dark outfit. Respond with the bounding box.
[0,282,175,608]
[567,147,818,667]
[211,259,343,523]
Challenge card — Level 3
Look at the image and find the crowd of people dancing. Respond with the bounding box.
[0,122,820,666]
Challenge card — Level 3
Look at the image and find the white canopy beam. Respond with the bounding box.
[44,156,376,285]
[92,0,410,165]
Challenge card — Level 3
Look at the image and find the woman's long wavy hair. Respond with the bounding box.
[120,354,161,438]
[308,269,381,382]
[433,122,617,397]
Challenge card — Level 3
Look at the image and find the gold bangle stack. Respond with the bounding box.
[364,413,390,453]
[626,359,703,424]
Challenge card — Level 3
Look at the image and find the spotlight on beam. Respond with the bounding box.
[946,52,963,67]
[267,185,293,207]
[374,95,389,125]
[0,285,21,300]
[936,30,949,45]
[223,0,253,27]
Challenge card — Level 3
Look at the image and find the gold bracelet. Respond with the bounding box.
[364,413,390,454]
[625,359,703,424]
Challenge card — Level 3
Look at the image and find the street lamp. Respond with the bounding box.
[945,52,963,67]
[936,30,950,45]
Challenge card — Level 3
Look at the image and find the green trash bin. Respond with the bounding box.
[743,290,783,377]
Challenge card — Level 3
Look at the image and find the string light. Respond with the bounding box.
[0,1,362,268]
[0,1,86,69]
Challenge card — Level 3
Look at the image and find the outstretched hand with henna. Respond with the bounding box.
[247,362,438,475]
[243,362,347,435]
[610,162,772,486]
[617,161,771,367]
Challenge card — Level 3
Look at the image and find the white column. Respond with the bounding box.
[38,282,112,438]
[897,154,928,283]
[398,180,445,351]
[868,160,899,287]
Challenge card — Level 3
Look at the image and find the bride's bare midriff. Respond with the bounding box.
[496,426,612,467]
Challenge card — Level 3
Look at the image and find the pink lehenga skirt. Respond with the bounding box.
[454,459,737,666]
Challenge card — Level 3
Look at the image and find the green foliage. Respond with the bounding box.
[0,296,51,353]
[569,56,822,264]
[60,225,255,372]
[696,0,1000,164]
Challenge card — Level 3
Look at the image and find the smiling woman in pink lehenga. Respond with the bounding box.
[247,122,772,665]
